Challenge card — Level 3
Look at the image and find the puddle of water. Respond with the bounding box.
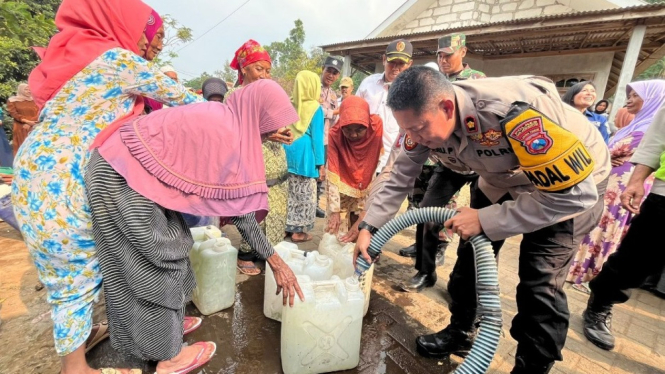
[88,275,456,373]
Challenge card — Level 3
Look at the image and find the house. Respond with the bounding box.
[321,0,665,119]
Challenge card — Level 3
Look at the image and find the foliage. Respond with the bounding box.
[185,20,347,94]
[0,1,55,45]
[183,72,213,90]
[152,15,194,66]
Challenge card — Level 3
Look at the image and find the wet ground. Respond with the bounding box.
[87,276,456,374]
[2,187,665,374]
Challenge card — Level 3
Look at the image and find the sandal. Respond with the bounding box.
[237,260,261,276]
[86,321,109,354]
[572,282,591,294]
[166,341,216,374]
[183,316,202,335]
[290,233,313,243]
[100,369,141,374]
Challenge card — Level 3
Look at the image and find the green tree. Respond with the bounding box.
[183,72,213,90]
[153,15,194,65]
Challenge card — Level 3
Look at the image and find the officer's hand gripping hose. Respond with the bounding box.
[355,207,502,374]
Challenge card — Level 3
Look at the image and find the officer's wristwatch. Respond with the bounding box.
[358,221,379,235]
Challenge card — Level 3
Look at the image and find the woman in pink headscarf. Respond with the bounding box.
[142,9,167,113]
[88,80,303,372]
[13,0,202,372]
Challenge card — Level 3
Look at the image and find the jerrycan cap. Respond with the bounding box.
[345,277,360,292]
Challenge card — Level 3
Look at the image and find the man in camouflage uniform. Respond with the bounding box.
[398,33,491,293]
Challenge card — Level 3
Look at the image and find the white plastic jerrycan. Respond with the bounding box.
[264,242,333,321]
[190,225,222,242]
[318,233,374,316]
[190,237,237,315]
[281,276,364,374]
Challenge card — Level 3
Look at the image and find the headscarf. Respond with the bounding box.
[611,80,665,146]
[594,99,609,115]
[289,70,321,139]
[561,81,596,109]
[327,96,384,198]
[144,9,163,44]
[614,107,635,130]
[202,78,228,101]
[159,65,176,75]
[230,39,272,85]
[28,0,152,110]
[8,84,33,103]
[97,80,299,220]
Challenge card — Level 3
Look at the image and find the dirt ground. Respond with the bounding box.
[1,187,664,373]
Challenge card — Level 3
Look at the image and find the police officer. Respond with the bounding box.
[355,66,610,373]
[398,33,489,294]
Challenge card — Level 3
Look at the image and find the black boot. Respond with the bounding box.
[399,243,417,257]
[510,355,554,374]
[583,307,615,350]
[416,324,475,358]
[399,271,437,293]
[315,207,326,218]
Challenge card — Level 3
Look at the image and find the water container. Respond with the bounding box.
[190,237,237,315]
[281,276,364,374]
[318,233,374,316]
[264,242,333,321]
[189,225,222,242]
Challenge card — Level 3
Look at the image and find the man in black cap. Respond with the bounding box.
[317,56,343,218]
[357,39,413,174]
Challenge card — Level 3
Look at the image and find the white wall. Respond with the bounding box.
[411,51,615,98]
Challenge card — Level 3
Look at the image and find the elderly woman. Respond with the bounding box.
[325,96,383,236]
[562,81,610,143]
[6,83,39,155]
[90,80,303,373]
[142,10,166,114]
[284,71,325,243]
[567,80,665,293]
[229,40,294,275]
[12,0,201,372]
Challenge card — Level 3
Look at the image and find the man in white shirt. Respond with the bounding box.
[356,39,413,173]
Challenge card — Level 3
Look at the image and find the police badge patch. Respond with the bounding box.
[507,117,553,155]
[464,116,478,133]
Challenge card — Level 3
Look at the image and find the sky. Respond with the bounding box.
[143,0,406,80]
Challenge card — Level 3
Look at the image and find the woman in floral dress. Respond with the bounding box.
[567,80,665,293]
[11,0,201,372]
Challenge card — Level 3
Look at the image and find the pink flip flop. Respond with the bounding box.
[183,316,202,335]
[169,341,216,374]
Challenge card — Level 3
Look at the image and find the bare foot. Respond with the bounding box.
[237,259,261,276]
[156,342,215,374]
[290,233,312,243]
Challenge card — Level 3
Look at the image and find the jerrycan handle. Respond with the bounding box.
[311,278,348,302]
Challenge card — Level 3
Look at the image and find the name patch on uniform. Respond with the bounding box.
[404,134,417,151]
[502,106,595,192]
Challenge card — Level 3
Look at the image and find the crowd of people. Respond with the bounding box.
[2,0,665,373]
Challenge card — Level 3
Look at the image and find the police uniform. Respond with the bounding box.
[363,76,611,370]
[399,33,488,290]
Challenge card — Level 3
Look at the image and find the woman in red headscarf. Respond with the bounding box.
[228,40,294,276]
[325,95,384,238]
[12,0,205,372]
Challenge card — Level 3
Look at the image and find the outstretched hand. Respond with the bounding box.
[267,253,304,307]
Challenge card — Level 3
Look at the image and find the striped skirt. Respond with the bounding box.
[85,150,195,361]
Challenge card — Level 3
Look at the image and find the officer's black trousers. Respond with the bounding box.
[415,167,478,274]
[589,193,665,309]
[448,185,604,363]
